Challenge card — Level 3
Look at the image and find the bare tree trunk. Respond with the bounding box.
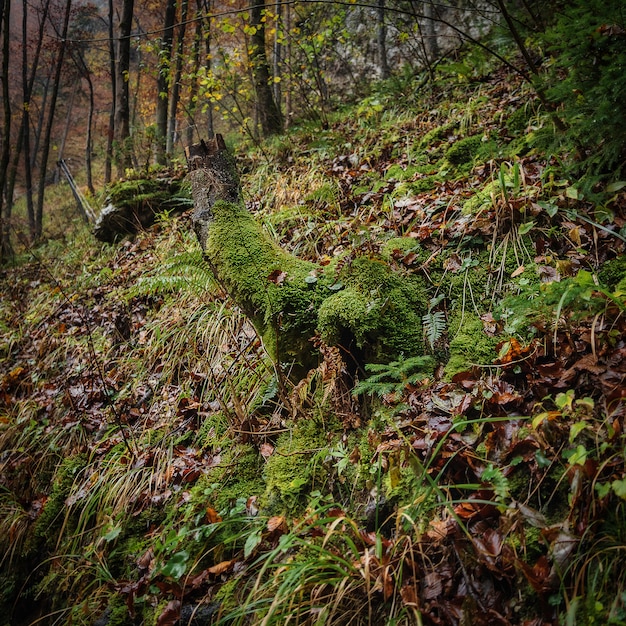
[105,0,116,183]
[186,0,203,145]
[423,1,439,65]
[34,0,72,241]
[56,86,77,180]
[155,0,176,165]
[5,0,51,241]
[284,1,291,127]
[166,0,189,157]
[204,0,214,137]
[377,0,390,79]
[273,1,282,108]
[114,0,135,177]
[0,0,12,260]
[248,0,282,136]
[84,70,95,194]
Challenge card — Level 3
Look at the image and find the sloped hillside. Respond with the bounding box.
[1,49,626,626]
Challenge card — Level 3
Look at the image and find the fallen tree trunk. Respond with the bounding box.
[186,135,428,375]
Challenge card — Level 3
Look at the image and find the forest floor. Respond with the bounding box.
[1,51,626,626]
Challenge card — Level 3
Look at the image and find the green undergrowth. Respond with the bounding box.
[2,26,626,626]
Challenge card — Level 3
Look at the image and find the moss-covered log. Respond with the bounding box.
[186,135,428,373]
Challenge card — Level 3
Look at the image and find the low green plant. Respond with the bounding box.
[353,355,434,398]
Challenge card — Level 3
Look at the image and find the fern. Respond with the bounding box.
[126,252,216,299]
[423,310,446,350]
[481,464,510,507]
[353,355,434,397]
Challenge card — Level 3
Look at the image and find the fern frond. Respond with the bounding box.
[423,310,447,349]
[353,355,435,397]
[125,252,216,299]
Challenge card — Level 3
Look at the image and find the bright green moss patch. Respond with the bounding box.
[263,417,330,513]
[597,253,626,289]
[445,134,485,165]
[445,313,499,377]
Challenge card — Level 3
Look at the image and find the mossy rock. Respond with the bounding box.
[419,122,457,148]
[318,256,427,363]
[263,417,330,513]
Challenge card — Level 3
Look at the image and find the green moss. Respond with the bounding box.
[445,135,484,165]
[107,176,189,212]
[210,444,265,514]
[263,417,329,513]
[597,254,626,289]
[318,256,427,362]
[205,200,320,366]
[462,180,500,215]
[408,175,442,194]
[445,313,499,377]
[506,104,537,136]
[214,576,244,615]
[24,453,88,557]
[419,122,457,148]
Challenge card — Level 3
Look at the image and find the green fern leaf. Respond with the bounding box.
[422,311,446,349]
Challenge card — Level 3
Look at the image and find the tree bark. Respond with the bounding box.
[166,0,189,156]
[186,0,203,145]
[0,0,12,260]
[185,136,427,377]
[248,0,282,137]
[155,0,176,165]
[105,0,116,183]
[114,0,135,177]
[34,0,72,241]
[377,0,390,79]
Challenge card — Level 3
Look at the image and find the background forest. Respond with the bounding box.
[1,0,626,625]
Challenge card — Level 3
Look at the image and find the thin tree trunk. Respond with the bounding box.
[167,0,189,156]
[186,0,203,145]
[6,0,51,240]
[34,0,72,240]
[105,0,116,183]
[56,86,77,181]
[273,1,282,108]
[0,0,12,260]
[31,73,49,169]
[155,0,176,165]
[248,0,282,137]
[204,0,214,137]
[284,1,291,127]
[85,70,95,194]
[377,0,390,79]
[423,1,439,66]
[114,0,135,177]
